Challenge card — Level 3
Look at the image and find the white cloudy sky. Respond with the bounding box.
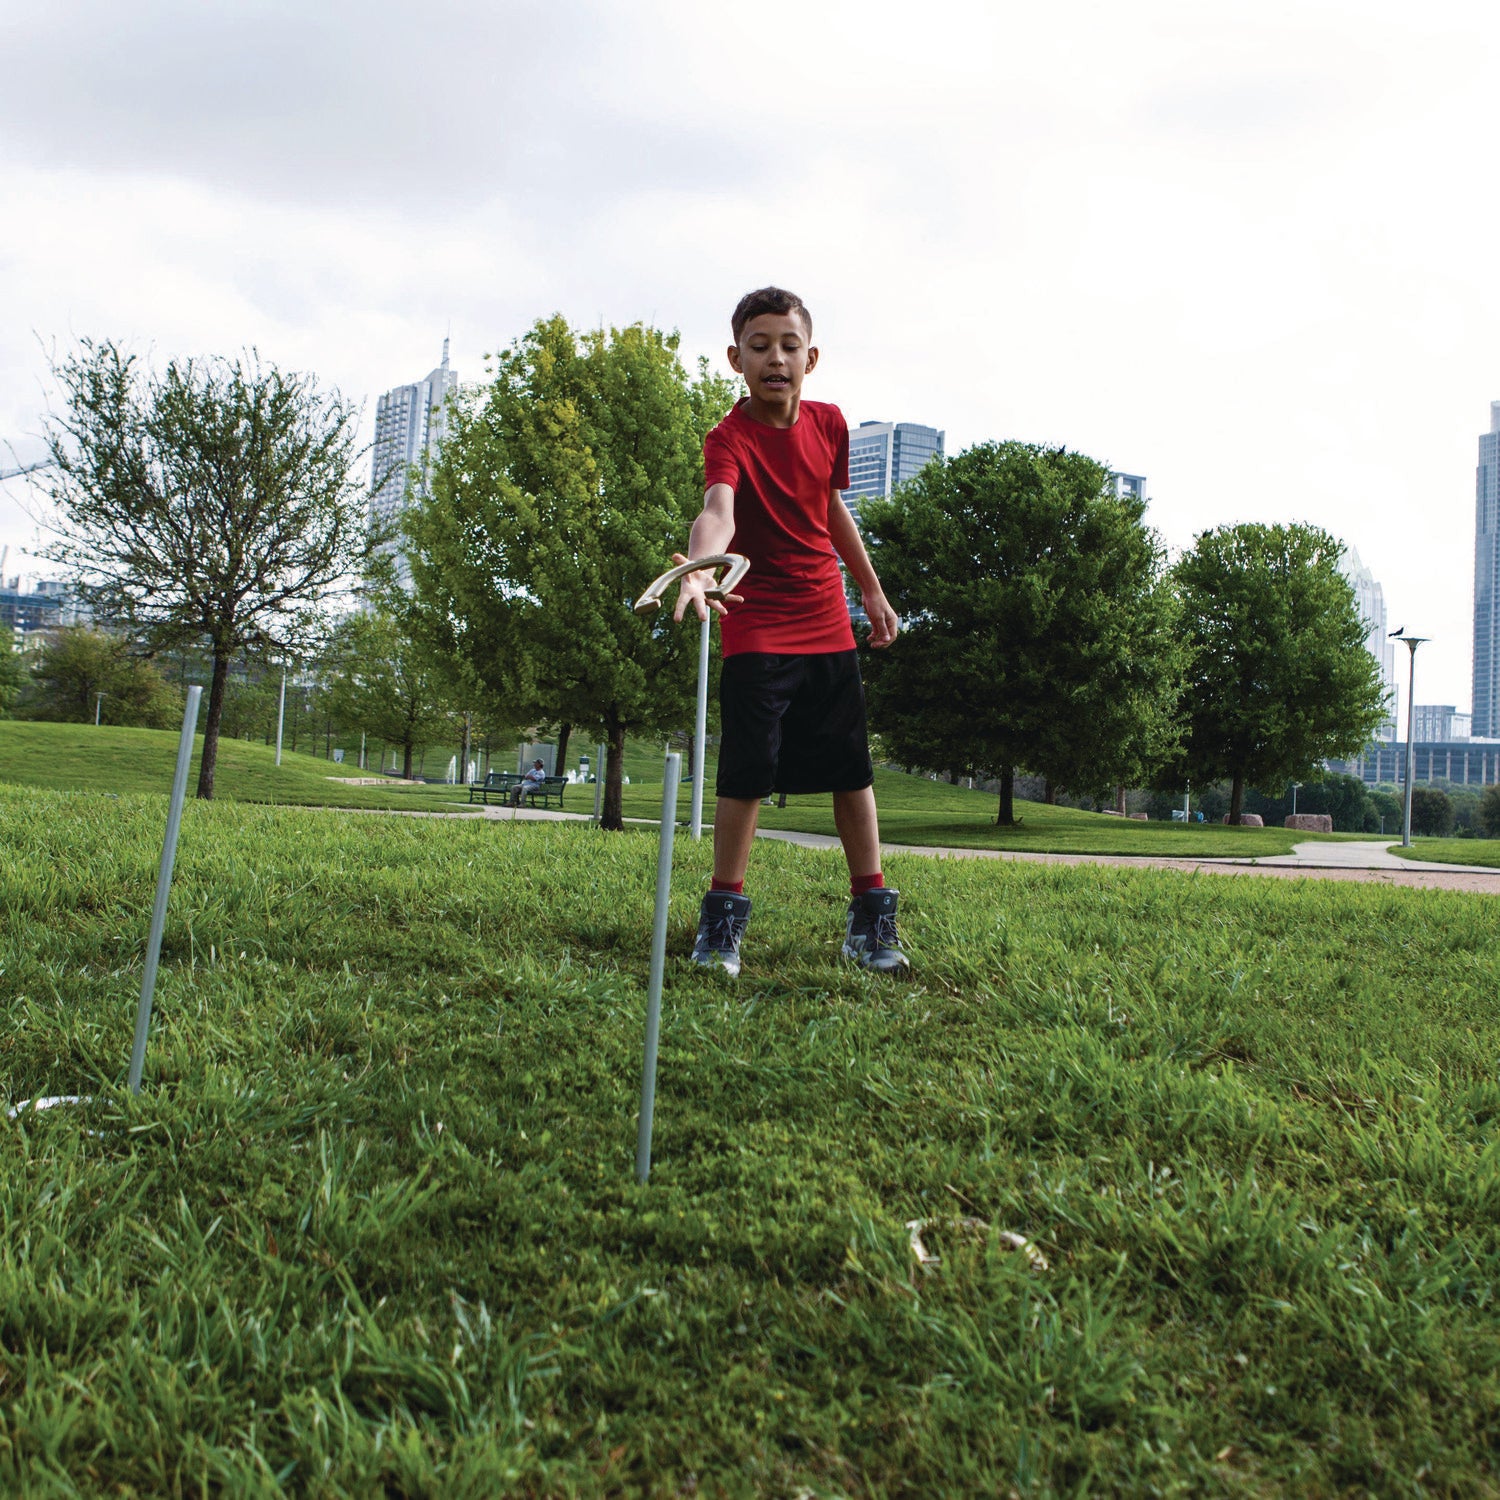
[2,0,1495,712]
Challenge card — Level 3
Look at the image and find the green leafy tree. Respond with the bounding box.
[860,441,1185,825]
[42,340,371,798]
[0,636,24,717]
[1479,783,1500,838]
[1408,786,1455,838]
[1171,523,1388,823]
[1369,786,1404,834]
[322,609,456,780]
[22,625,181,726]
[407,317,737,828]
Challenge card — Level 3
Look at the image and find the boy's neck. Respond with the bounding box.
[741,392,802,429]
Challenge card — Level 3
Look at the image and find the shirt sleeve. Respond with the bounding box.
[828,406,850,491]
[703,422,740,490]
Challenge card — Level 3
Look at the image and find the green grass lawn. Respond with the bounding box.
[1389,837,1500,868]
[3,786,1498,1493]
[0,719,1337,858]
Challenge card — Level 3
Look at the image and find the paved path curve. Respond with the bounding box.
[753,831,1500,894]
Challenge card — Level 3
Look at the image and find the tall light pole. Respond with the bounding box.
[275,668,287,767]
[1390,631,1428,847]
[94,692,106,726]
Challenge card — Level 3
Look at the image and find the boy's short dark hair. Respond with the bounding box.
[731,286,812,343]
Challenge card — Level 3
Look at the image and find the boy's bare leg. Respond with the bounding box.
[832,786,882,880]
[712,796,762,885]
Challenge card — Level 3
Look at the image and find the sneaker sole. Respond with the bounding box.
[841,943,910,973]
[691,952,741,978]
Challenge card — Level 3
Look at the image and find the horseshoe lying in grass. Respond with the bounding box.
[905,1217,1050,1273]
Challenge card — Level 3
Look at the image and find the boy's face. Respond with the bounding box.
[728,312,818,421]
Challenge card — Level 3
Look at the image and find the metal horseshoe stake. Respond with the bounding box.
[632,553,750,616]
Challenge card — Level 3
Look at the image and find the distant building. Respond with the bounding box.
[1341,548,1398,741]
[1330,736,1500,788]
[1109,472,1148,505]
[1412,705,1471,742]
[1473,401,1500,736]
[0,577,63,638]
[369,340,458,586]
[842,421,944,513]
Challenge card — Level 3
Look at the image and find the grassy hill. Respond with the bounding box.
[0,718,1332,857]
[0,720,477,810]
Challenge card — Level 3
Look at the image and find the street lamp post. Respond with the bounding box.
[1291,781,1301,816]
[275,668,287,767]
[95,692,106,726]
[1390,632,1428,848]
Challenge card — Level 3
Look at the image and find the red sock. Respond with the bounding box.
[851,871,885,897]
[710,878,745,895]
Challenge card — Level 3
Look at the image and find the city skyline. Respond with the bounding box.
[1,2,1495,710]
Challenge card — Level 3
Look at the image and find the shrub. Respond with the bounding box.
[1408,786,1455,838]
[1480,784,1500,838]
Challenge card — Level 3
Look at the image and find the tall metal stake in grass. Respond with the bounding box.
[691,618,710,839]
[127,685,202,1095]
[636,751,680,1183]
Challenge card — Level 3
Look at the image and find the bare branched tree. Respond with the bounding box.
[42,340,372,797]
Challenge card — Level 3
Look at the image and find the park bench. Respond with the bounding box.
[523,775,568,809]
[467,773,568,809]
[468,772,522,805]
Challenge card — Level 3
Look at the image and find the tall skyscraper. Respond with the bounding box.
[1341,547,1398,741]
[369,340,458,585]
[842,420,944,513]
[1473,402,1500,737]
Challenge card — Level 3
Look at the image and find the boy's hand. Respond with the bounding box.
[670,553,744,623]
[863,589,900,648]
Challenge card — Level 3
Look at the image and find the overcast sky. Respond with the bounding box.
[2,0,1495,713]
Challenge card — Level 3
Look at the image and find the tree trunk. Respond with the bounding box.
[403,740,415,780]
[995,765,1016,826]
[1044,780,1058,805]
[1229,774,1245,824]
[1116,784,1127,816]
[601,717,626,831]
[195,646,232,799]
[460,713,472,783]
[555,722,572,775]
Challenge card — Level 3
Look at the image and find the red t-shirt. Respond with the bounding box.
[702,398,855,656]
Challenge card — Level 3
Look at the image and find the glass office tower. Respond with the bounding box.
[842,420,945,513]
[1474,402,1500,737]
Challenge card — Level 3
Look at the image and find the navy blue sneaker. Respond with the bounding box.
[842,888,909,973]
[691,892,751,978]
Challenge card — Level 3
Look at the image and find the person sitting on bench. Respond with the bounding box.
[511,759,547,807]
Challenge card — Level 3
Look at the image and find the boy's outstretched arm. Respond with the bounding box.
[827,488,899,648]
[671,482,741,623]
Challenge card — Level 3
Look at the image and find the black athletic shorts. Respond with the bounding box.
[716,650,875,799]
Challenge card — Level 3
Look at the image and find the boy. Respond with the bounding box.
[671,286,908,977]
